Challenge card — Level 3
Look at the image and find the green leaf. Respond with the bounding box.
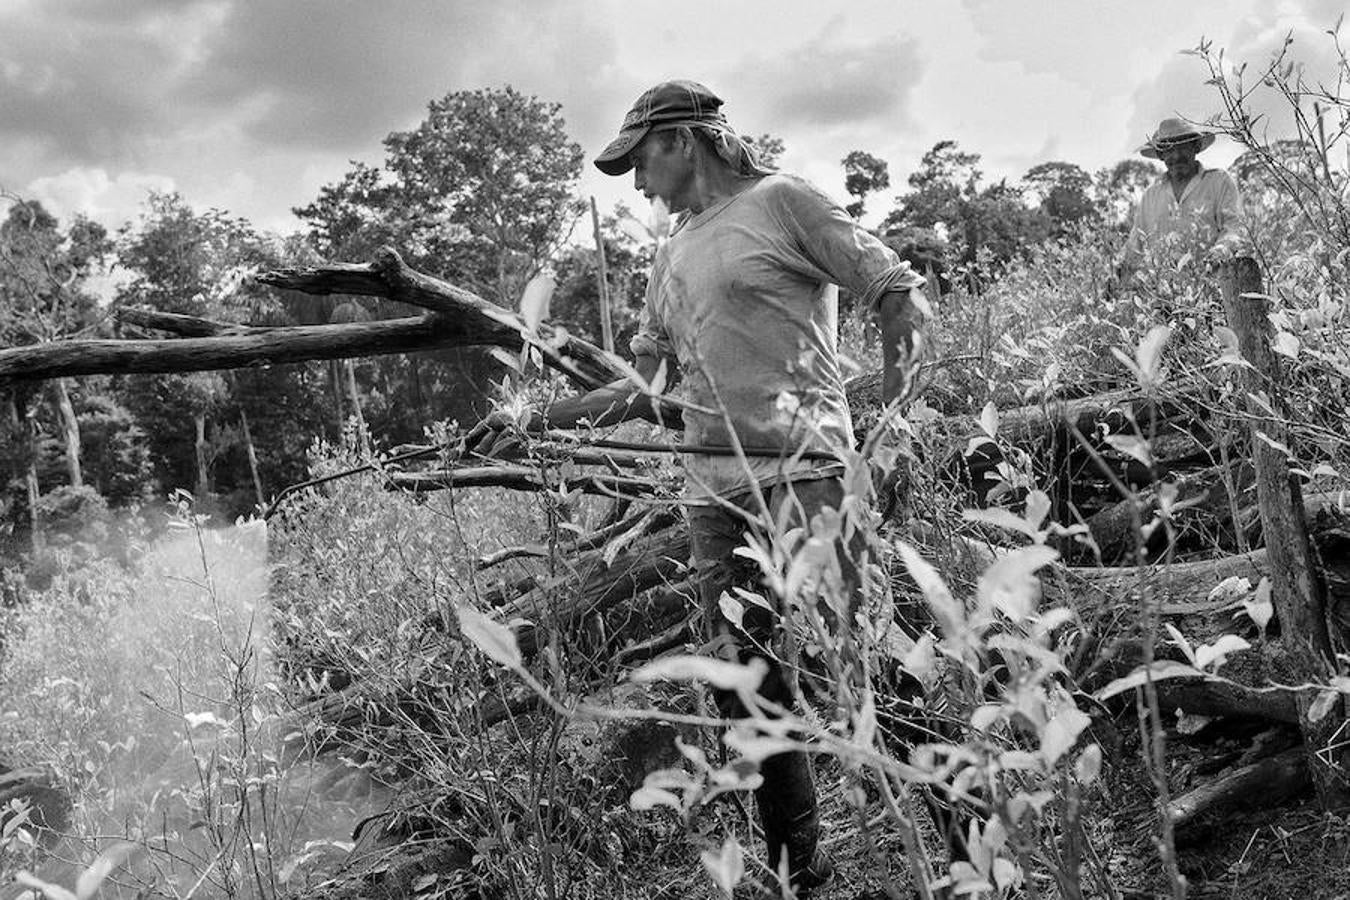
[1212,324,1243,364]
[14,873,78,900]
[455,605,523,671]
[1273,331,1300,358]
[963,507,1040,539]
[1095,660,1205,700]
[902,632,938,687]
[76,842,140,900]
[632,655,766,692]
[976,545,1058,622]
[1254,430,1294,459]
[1040,706,1090,766]
[700,837,744,896]
[724,728,798,763]
[1104,434,1153,468]
[629,786,682,812]
[978,401,1000,439]
[1135,325,1172,388]
[1024,490,1051,530]
[1309,689,1341,723]
[717,591,745,630]
[1241,577,1274,634]
[1074,743,1103,785]
[1194,634,1250,671]
[895,541,963,637]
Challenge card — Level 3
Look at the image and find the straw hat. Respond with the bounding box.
[1139,118,1216,158]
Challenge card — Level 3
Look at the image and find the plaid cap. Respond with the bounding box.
[594,80,727,176]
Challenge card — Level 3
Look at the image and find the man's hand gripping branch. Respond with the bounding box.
[873,284,930,520]
[465,353,680,460]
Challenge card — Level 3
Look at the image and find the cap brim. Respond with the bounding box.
[594,126,650,176]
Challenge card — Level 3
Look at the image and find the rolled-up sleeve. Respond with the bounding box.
[769,176,925,310]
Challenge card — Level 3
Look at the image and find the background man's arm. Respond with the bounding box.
[1116,201,1148,280]
[1206,174,1244,263]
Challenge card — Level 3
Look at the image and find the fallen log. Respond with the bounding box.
[0,315,454,383]
[939,391,1218,505]
[1155,679,1299,725]
[1167,745,1309,836]
[1082,462,1256,563]
[387,465,664,500]
[0,249,675,423]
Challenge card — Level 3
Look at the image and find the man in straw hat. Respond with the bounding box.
[1118,117,1243,275]
[473,79,934,895]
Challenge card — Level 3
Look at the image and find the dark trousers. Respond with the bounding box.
[688,475,968,880]
[688,475,868,879]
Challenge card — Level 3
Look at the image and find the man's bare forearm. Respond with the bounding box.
[533,381,660,429]
[530,353,677,430]
[878,287,928,405]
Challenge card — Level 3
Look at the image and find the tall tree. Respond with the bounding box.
[884,140,1049,279]
[0,196,110,550]
[1093,158,1161,226]
[113,193,326,512]
[1022,161,1097,234]
[295,86,587,434]
[842,150,891,219]
[750,133,786,170]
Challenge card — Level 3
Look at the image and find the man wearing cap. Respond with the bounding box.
[1119,117,1243,274]
[474,79,930,893]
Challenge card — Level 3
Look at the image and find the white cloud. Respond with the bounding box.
[4,0,1343,240]
[24,167,177,230]
[1127,17,1345,153]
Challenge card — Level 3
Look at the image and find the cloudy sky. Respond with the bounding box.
[1,0,1344,240]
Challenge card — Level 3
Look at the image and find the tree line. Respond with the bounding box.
[1,84,1167,571]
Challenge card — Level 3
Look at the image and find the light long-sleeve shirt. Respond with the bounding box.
[630,173,922,499]
[1123,165,1243,265]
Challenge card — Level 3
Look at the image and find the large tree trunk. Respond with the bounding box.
[51,378,82,488]
[194,412,211,499]
[239,407,265,509]
[1219,257,1349,809]
[343,359,368,449]
[4,390,40,553]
